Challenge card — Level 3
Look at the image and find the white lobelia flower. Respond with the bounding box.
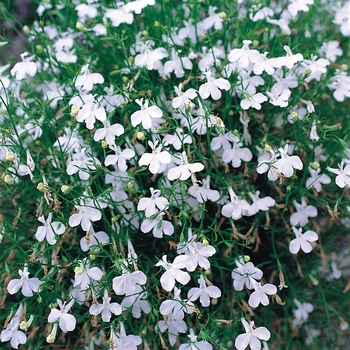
[121,285,151,318]
[235,318,270,350]
[160,287,194,320]
[327,160,350,188]
[112,265,147,296]
[48,299,76,333]
[138,140,171,174]
[246,191,276,216]
[248,281,277,308]
[137,187,169,217]
[240,92,267,110]
[94,120,124,145]
[109,322,142,350]
[35,213,65,245]
[187,275,221,307]
[275,45,303,69]
[89,289,122,322]
[290,197,318,227]
[7,265,42,297]
[156,255,191,292]
[179,328,213,350]
[76,100,107,130]
[69,201,102,232]
[305,167,331,192]
[157,312,187,347]
[0,304,27,349]
[289,227,318,254]
[221,187,250,220]
[10,52,37,80]
[140,212,174,238]
[162,128,192,150]
[80,226,109,252]
[198,71,230,100]
[167,151,204,181]
[164,49,193,78]
[66,148,100,181]
[73,260,103,290]
[104,144,135,171]
[292,299,314,326]
[221,139,253,168]
[231,258,263,291]
[130,98,163,129]
[188,175,220,203]
[266,88,291,108]
[274,145,303,177]
[171,84,197,109]
[228,40,261,69]
[75,64,104,91]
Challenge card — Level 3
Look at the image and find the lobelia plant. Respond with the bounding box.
[0,0,349,349]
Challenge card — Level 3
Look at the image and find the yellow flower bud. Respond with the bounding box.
[142,30,149,37]
[37,182,49,193]
[244,255,250,262]
[76,21,90,32]
[23,25,30,34]
[4,175,14,185]
[61,185,69,193]
[136,132,145,141]
[202,238,209,246]
[264,144,272,152]
[220,12,227,21]
[70,105,80,117]
[5,151,17,161]
[340,64,348,72]
[89,254,96,261]
[291,111,299,122]
[128,56,134,63]
[122,76,129,84]
[101,140,108,148]
[46,323,58,343]
[211,298,218,305]
[154,21,161,27]
[127,182,134,190]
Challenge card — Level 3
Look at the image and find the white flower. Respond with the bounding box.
[266,88,291,108]
[138,140,171,174]
[130,98,163,129]
[112,266,147,296]
[221,187,250,220]
[221,139,253,168]
[290,197,318,227]
[292,299,314,326]
[141,212,174,238]
[121,285,151,318]
[274,145,303,177]
[228,40,261,68]
[160,287,193,320]
[187,275,221,307]
[89,289,122,322]
[158,312,187,347]
[104,144,135,171]
[69,202,102,232]
[109,322,142,350]
[246,191,276,216]
[289,227,318,254]
[94,120,124,145]
[66,148,100,181]
[327,161,350,188]
[164,49,193,78]
[188,175,220,203]
[35,213,65,245]
[179,328,213,350]
[73,260,103,290]
[10,52,37,80]
[305,167,331,192]
[275,46,303,69]
[235,318,270,350]
[80,226,109,252]
[172,84,197,109]
[48,299,76,333]
[167,151,204,181]
[240,92,267,110]
[198,71,230,100]
[163,128,192,150]
[7,265,42,297]
[137,187,169,217]
[231,258,263,291]
[248,282,277,308]
[156,255,190,292]
[75,64,104,91]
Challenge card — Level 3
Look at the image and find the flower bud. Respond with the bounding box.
[340,64,348,72]
[5,151,17,161]
[202,238,209,246]
[154,21,161,27]
[37,182,49,193]
[46,323,58,343]
[211,298,218,305]
[23,25,30,34]
[89,254,96,261]
[291,111,299,122]
[4,175,14,185]
[142,30,149,37]
[264,144,272,152]
[309,274,319,286]
[127,182,134,190]
[122,76,129,84]
[243,255,250,262]
[136,131,145,141]
[20,315,34,331]
[220,12,227,21]
[70,105,79,117]
[76,21,90,32]
[61,185,69,193]
[101,140,108,148]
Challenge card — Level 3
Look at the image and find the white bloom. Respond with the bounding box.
[75,64,104,91]
[235,318,270,350]
[104,144,135,171]
[305,167,331,192]
[274,145,303,177]
[221,187,250,220]
[11,52,37,80]
[89,289,122,322]
[289,227,318,254]
[137,187,169,217]
[198,71,230,100]
[240,92,267,110]
[7,265,42,297]
[167,151,204,181]
[187,275,221,307]
[138,140,171,174]
[35,213,65,245]
[290,197,318,227]
[327,161,350,188]
[130,98,163,129]
[48,299,76,333]
[248,282,277,308]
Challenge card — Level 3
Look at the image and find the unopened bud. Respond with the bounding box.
[122,76,129,84]
[4,175,14,185]
[136,132,145,141]
[76,21,90,32]
[70,105,79,117]
[101,140,108,148]
[220,12,227,21]
[23,25,30,34]
[5,152,17,161]
[61,185,69,193]
[264,144,272,152]
[37,182,49,193]
[46,323,58,343]
[202,238,209,246]
[305,68,312,76]
[127,182,134,190]
[142,30,149,37]
[291,111,299,122]
[74,266,84,275]
[154,21,161,27]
